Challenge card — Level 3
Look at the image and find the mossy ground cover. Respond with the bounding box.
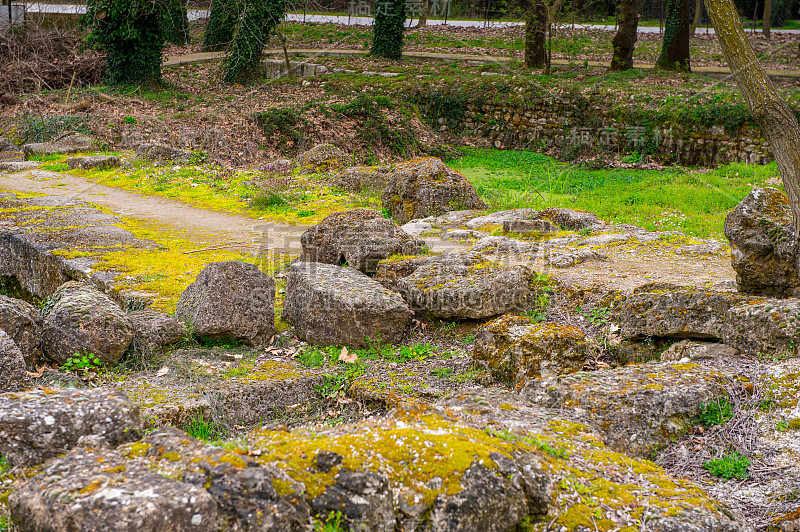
[38,153,382,226]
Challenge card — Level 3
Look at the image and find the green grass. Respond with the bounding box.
[447,148,782,239]
[185,415,226,442]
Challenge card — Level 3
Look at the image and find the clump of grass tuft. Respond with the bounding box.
[703,451,750,480]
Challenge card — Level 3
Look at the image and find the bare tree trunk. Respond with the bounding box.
[611,0,640,70]
[690,0,702,34]
[524,0,547,68]
[656,0,691,70]
[706,0,800,233]
[416,0,428,26]
[762,0,771,39]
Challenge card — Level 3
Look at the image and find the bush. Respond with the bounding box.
[371,0,405,59]
[13,114,91,144]
[203,0,241,51]
[83,0,167,85]
[223,0,285,83]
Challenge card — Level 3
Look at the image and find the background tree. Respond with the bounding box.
[706,0,800,232]
[690,0,703,34]
[83,0,166,85]
[524,0,547,68]
[164,0,190,45]
[762,0,771,38]
[223,0,285,82]
[656,0,691,70]
[203,0,241,51]
[610,0,641,70]
[371,0,406,59]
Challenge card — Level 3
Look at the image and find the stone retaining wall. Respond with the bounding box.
[427,98,772,166]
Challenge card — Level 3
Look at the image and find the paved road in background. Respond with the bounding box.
[22,3,800,33]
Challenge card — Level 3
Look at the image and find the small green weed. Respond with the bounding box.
[185,415,226,442]
[316,363,366,399]
[297,346,336,368]
[123,116,137,125]
[314,510,348,531]
[62,353,104,373]
[703,451,750,480]
[522,436,570,459]
[586,306,611,327]
[430,367,454,379]
[697,399,734,426]
[250,190,288,209]
[776,420,790,432]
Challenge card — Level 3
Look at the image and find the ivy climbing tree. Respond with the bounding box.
[83,0,166,85]
[223,0,285,83]
[203,0,242,51]
[371,0,406,60]
[656,0,691,71]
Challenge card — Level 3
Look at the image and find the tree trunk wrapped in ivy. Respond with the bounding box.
[163,0,190,45]
[83,0,166,85]
[203,0,242,51]
[524,0,547,68]
[371,0,405,60]
[656,0,691,71]
[223,0,285,83]
[610,0,641,70]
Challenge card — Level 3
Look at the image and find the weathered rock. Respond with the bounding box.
[0,387,141,466]
[660,339,739,362]
[310,469,395,531]
[41,281,134,365]
[0,137,15,152]
[67,155,121,170]
[441,229,485,242]
[299,209,423,274]
[772,509,800,532]
[465,209,537,230]
[374,255,438,291]
[0,329,32,391]
[0,160,37,171]
[544,248,608,268]
[127,310,186,353]
[122,358,323,428]
[538,207,601,230]
[437,392,753,532]
[135,143,192,163]
[724,187,800,297]
[617,289,755,340]
[382,157,486,224]
[297,143,347,174]
[119,427,311,531]
[248,409,551,532]
[176,261,275,346]
[470,236,537,256]
[22,133,94,158]
[474,315,588,385]
[724,299,800,356]
[396,261,534,320]
[0,294,43,365]
[503,218,556,233]
[282,262,410,347]
[522,361,731,458]
[331,165,390,192]
[10,444,219,532]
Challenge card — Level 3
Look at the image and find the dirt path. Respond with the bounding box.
[0,168,307,252]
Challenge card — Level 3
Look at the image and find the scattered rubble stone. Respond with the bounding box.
[0,387,141,467]
[331,165,391,192]
[382,157,486,224]
[473,315,588,385]
[22,134,94,158]
[297,143,347,174]
[0,329,32,392]
[41,281,134,366]
[127,309,186,353]
[0,294,43,365]
[299,209,423,273]
[724,187,800,297]
[67,155,121,170]
[538,207,601,230]
[724,298,800,356]
[282,262,410,347]
[397,260,534,320]
[176,261,275,346]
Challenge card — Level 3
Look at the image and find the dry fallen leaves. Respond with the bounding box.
[338,346,358,364]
